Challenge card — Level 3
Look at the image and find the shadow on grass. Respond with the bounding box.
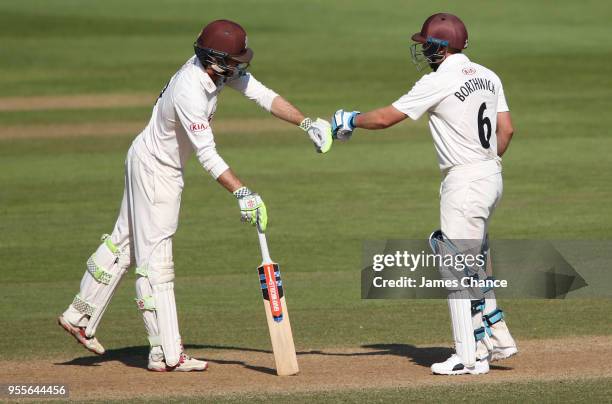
[299,344,512,371]
[361,343,513,370]
[54,342,513,374]
[54,344,277,375]
[203,343,513,371]
[289,344,454,367]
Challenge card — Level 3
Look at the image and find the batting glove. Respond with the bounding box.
[332,109,360,141]
[234,186,268,232]
[300,117,333,154]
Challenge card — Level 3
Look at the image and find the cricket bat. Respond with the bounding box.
[256,224,299,376]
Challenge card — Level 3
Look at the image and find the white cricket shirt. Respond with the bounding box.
[392,53,509,171]
[133,55,278,179]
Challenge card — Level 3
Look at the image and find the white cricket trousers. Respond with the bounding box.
[110,138,184,268]
[439,159,503,242]
[439,159,504,366]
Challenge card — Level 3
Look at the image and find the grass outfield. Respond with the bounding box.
[104,378,612,403]
[1,0,611,402]
[2,130,611,360]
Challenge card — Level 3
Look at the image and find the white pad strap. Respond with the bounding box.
[148,335,162,347]
[448,290,476,367]
[148,262,175,285]
[135,295,156,311]
[135,266,148,277]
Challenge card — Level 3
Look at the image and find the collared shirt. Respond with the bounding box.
[392,53,509,171]
[135,55,278,179]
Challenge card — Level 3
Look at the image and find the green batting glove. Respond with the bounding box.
[234,186,268,232]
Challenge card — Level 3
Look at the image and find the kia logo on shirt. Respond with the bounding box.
[462,67,476,75]
[190,122,208,132]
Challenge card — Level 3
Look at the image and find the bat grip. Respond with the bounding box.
[257,227,273,264]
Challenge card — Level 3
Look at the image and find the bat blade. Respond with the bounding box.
[258,262,299,376]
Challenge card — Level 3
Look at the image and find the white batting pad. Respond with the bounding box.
[133,238,182,365]
[448,290,476,367]
[85,243,129,337]
[67,236,129,337]
[152,281,181,367]
[487,311,516,349]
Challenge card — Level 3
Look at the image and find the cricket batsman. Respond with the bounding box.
[57,19,332,372]
[332,13,517,375]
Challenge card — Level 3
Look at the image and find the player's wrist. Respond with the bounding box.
[349,112,360,130]
[298,117,313,132]
[233,186,253,199]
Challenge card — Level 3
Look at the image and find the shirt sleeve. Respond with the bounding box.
[391,73,447,120]
[497,83,509,112]
[226,73,279,111]
[173,90,229,179]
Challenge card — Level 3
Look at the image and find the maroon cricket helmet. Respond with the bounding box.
[411,13,468,50]
[196,19,253,63]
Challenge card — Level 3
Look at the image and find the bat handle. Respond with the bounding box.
[257,225,273,264]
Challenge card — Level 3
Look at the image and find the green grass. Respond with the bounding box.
[97,378,612,403]
[0,106,152,126]
[1,129,611,361]
[1,0,611,402]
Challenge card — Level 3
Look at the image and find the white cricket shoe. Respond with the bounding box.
[431,354,489,375]
[57,315,105,355]
[148,347,208,372]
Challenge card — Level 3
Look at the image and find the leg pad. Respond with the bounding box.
[82,235,130,337]
[448,291,476,367]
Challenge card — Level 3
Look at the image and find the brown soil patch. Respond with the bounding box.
[0,119,290,140]
[1,336,610,401]
[0,93,304,140]
[0,94,153,112]
[0,122,144,139]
